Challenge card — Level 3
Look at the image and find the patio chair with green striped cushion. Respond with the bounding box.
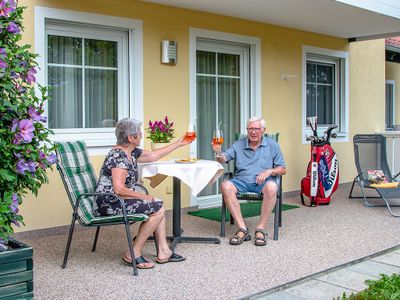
[56,141,150,276]
[221,133,283,241]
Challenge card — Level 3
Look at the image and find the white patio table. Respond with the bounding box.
[139,159,224,250]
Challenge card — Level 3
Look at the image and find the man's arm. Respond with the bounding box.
[256,166,286,185]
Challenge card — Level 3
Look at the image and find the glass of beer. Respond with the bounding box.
[212,129,224,156]
[185,123,196,142]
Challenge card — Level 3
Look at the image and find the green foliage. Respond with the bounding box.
[334,273,400,300]
[0,1,55,249]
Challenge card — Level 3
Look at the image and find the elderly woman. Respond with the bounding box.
[93,118,191,269]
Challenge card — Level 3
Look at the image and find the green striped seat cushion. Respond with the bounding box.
[237,192,262,200]
[56,141,148,225]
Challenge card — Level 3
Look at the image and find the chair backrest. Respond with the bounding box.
[56,141,98,224]
[353,134,394,183]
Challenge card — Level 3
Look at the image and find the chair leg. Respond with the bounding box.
[62,214,77,269]
[124,221,138,276]
[92,226,100,252]
[278,186,283,227]
[273,196,280,241]
[220,198,226,237]
[349,179,356,198]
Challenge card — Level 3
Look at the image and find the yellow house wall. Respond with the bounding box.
[386,61,400,124]
[16,0,386,232]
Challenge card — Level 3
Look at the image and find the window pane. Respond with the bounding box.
[218,53,240,76]
[317,85,334,124]
[48,35,82,65]
[48,66,83,128]
[197,51,215,74]
[307,63,316,82]
[85,69,118,128]
[317,64,333,84]
[306,84,316,119]
[218,78,240,148]
[85,39,117,68]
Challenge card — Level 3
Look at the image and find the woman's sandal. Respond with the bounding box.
[122,255,155,269]
[155,252,186,264]
[229,228,251,245]
[254,229,268,246]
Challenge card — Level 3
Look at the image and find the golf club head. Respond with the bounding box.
[307,116,318,134]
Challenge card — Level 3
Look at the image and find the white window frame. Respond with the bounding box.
[385,80,395,130]
[302,46,349,143]
[34,7,143,154]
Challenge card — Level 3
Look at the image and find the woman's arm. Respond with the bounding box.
[111,168,154,201]
[138,135,191,163]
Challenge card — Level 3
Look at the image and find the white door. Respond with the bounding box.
[194,39,250,207]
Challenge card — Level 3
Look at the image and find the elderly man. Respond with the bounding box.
[212,117,286,246]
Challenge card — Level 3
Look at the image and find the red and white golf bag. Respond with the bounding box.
[300,117,339,206]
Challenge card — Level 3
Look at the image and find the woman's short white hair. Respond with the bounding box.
[115,118,142,145]
[247,116,266,129]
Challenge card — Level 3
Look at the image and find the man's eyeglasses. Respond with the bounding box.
[247,127,262,132]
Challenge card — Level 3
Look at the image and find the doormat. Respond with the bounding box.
[187,202,298,222]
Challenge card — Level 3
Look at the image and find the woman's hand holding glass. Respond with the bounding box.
[184,123,196,142]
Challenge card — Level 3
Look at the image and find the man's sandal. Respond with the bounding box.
[254,229,268,246]
[229,228,251,245]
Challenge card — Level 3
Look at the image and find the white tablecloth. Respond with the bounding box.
[139,160,224,196]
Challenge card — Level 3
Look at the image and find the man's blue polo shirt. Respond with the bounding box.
[222,136,286,183]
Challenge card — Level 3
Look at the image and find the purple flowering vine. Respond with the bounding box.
[0,0,55,247]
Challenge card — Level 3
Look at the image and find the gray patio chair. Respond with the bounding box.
[220,133,283,240]
[349,134,400,217]
[56,141,151,276]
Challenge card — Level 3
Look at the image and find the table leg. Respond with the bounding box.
[170,176,220,251]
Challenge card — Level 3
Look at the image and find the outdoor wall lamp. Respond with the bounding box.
[161,40,177,65]
[281,72,298,80]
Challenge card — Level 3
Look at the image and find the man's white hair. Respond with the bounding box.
[247,116,266,129]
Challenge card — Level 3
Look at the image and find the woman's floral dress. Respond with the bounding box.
[93,148,163,216]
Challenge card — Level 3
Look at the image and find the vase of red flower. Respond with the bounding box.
[147,116,175,150]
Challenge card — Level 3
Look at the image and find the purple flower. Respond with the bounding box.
[6,21,20,34]
[39,151,46,160]
[46,153,57,164]
[13,119,34,144]
[0,57,7,69]
[16,159,29,174]
[26,68,37,84]
[164,116,169,124]
[0,48,5,56]
[19,119,34,142]
[10,119,18,132]
[28,106,41,122]
[27,160,37,173]
[0,0,16,17]
[40,115,47,123]
[10,193,18,213]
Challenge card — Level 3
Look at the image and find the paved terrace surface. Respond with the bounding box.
[14,183,400,299]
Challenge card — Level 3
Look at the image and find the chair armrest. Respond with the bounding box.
[224,171,234,180]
